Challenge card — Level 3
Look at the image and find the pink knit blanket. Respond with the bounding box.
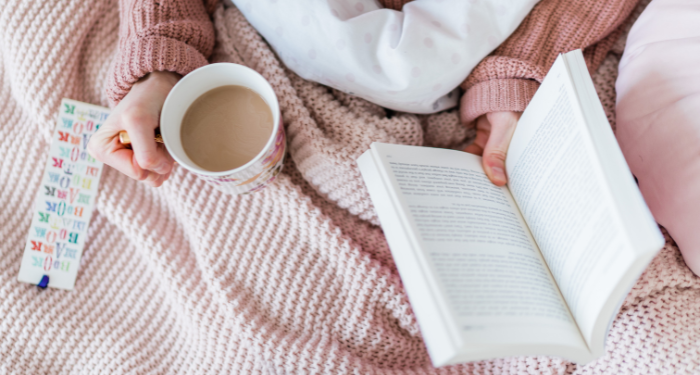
[1,1,698,374]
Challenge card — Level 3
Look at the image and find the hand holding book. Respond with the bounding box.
[357,50,665,367]
[463,111,522,187]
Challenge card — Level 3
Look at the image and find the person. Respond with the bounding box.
[88,0,639,189]
[616,0,700,275]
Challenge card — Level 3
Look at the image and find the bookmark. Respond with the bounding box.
[17,99,109,290]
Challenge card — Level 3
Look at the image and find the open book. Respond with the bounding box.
[357,50,664,367]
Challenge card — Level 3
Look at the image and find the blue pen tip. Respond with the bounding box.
[38,275,49,289]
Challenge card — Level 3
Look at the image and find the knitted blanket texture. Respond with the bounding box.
[0,1,698,374]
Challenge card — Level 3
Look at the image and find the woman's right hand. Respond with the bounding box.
[463,111,522,187]
[88,71,180,187]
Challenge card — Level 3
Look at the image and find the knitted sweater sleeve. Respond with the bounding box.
[459,0,639,123]
[107,0,218,106]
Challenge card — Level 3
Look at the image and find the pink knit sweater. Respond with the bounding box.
[108,0,218,104]
[108,0,639,122]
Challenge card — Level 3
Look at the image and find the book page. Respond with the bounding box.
[369,143,586,350]
[505,56,636,345]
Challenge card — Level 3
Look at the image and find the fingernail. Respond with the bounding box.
[136,168,148,181]
[145,171,160,183]
[491,166,506,182]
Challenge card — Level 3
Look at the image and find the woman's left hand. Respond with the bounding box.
[88,71,180,187]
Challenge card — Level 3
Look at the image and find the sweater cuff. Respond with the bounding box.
[460,79,540,124]
[107,36,210,106]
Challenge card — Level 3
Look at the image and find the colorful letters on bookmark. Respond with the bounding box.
[17,99,109,290]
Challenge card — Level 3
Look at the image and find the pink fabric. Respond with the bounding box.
[459,0,640,123]
[107,0,218,106]
[0,1,699,373]
[616,0,700,275]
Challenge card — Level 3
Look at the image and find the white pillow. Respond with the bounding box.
[229,0,539,114]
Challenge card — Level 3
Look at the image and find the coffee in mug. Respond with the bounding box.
[160,63,286,195]
[180,85,274,172]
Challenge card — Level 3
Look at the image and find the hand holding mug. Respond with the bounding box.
[87,71,180,187]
